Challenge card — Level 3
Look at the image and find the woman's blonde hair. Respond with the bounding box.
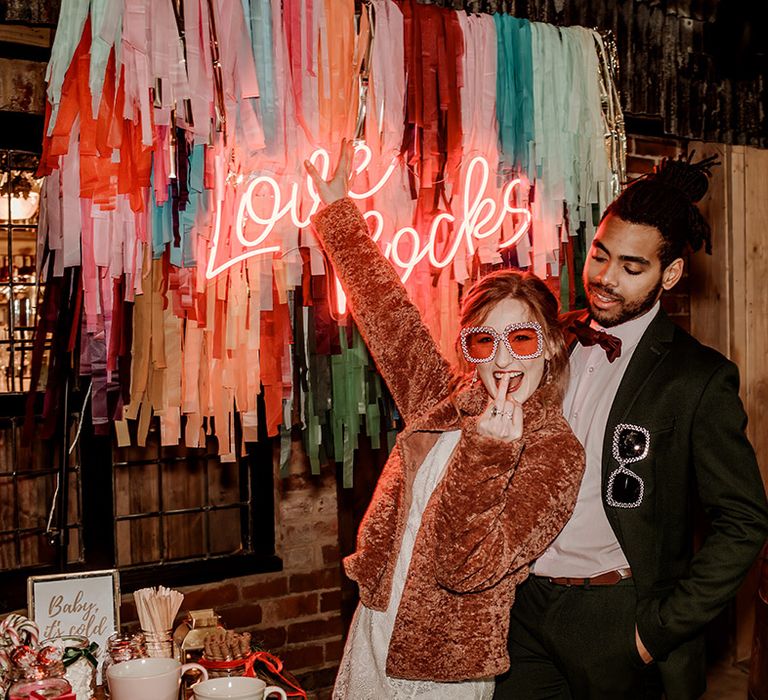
[456,270,569,401]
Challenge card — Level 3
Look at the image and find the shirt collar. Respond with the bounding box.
[590,301,660,353]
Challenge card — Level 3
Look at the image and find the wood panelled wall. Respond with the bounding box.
[690,142,768,661]
[415,0,767,147]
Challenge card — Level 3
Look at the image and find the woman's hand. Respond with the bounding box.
[476,374,524,442]
[304,138,355,205]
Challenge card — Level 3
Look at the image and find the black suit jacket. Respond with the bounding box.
[562,307,768,698]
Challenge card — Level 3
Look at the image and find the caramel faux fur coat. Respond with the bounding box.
[312,198,585,682]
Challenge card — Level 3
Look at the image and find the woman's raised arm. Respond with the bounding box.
[307,143,453,424]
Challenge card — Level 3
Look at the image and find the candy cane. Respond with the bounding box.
[0,614,39,647]
[0,647,10,676]
[0,626,21,647]
[0,648,11,697]
[15,616,39,646]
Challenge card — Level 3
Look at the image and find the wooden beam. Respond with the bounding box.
[0,24,51,48]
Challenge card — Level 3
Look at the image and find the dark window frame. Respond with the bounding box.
[0,361,282,612]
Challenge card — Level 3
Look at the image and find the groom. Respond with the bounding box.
[495,157,768,699]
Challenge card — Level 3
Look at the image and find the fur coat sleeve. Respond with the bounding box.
[433,385,584,593]
[311,198,453,424]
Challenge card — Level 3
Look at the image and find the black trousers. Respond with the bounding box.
[494,576,664,700]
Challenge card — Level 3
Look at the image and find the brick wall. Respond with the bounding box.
[625,135,692,333]
[120,435,344,700]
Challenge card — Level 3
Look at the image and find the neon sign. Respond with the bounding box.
[206,145,532,291]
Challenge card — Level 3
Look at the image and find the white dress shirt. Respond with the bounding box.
[533,302,660,578]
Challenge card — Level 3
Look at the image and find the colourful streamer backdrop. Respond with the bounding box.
[31,0,625,482]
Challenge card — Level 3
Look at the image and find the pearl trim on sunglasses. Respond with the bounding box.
[460,321,544,364]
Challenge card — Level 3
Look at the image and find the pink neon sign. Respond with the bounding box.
[206,144,532,286]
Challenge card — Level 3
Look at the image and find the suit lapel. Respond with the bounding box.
[564,306,676,480]
[602,309,676,483]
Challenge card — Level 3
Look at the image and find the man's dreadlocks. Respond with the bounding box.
[602,153,720,269]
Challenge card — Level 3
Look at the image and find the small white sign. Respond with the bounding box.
[28,569,120,681]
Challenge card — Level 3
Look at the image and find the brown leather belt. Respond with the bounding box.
[542,567,633,587]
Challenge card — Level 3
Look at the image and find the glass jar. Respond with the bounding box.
[199,656,249,679]
[7,677,73,699]
[40,635,97,700]
[101,631,148,693]
[143,629,175,659]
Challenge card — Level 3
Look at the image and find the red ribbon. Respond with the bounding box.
[199,651,307,698]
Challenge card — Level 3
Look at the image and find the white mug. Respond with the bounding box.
[107,657,208,700]
[192,676,288,700]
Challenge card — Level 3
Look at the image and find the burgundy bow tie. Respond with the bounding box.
[568,319,622,362]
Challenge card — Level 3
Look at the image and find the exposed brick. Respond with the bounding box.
[281,472,331,493]
[284,524,319,545]
[311,519,338,538]
[321,544,340,566]
[280,643,325,672]
[626,156,656,176]
[289,568,341,593]
[632,137,683,159]
[287,616,343,643]
[320,590,341,613]
[262,593,319,622]
[217,603,262,628]
[241,576,289,600]
[283,545,317,571]
[281,493,315,520]
[180,583,239,611]
[251,625,287,650]
[314,494,336,516]
[324,639,344,664]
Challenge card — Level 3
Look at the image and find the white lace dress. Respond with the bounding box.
[333,430,495,700]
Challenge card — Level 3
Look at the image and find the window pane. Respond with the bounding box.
[0,475,14,531]
[113,417,251,566]
[0,531,14,568]
[164,512,204,560]
[16,474,51,529]
[19,531,56,568]
[116,517,161,566]
[209,508,245,555]
[209,460,241,506]
[17,423,59,471]
[114,463,159,517]
[163,457,205,510]
[0,412,83,572]
[0,419,11,471]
